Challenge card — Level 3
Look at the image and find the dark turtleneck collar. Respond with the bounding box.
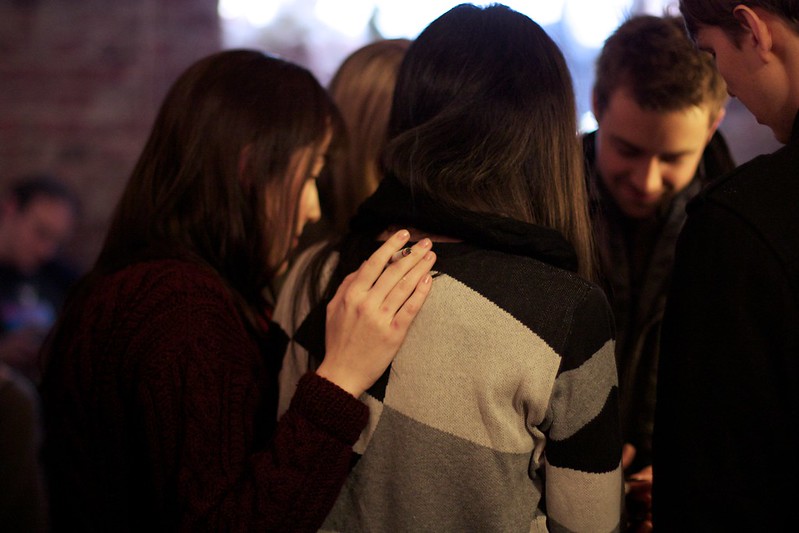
[348,174,579,273]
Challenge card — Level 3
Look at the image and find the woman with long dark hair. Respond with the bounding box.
[277,4,622,531]
[39,50,435,532]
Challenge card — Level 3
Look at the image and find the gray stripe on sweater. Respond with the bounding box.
[325,405,543,533]
[368,274,560,454]
[546,340,616,441]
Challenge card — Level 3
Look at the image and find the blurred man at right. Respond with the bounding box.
[654,2,799,530]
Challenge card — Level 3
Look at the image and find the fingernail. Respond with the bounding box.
[396,229,410,240]
[424,251,435,261]
[420,238,432,248]
[423,274,432,284]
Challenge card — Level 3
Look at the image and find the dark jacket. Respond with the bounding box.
[583,130,735,470]
[654,112,799,531]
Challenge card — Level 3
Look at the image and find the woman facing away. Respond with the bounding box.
[275,4,623,532]
[39,50,435,532]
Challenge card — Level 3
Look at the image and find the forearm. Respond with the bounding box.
[153,372,367,532]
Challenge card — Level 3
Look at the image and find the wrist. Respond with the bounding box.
[315,361,365,398]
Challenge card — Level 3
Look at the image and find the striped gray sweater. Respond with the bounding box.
[276,240,623,532]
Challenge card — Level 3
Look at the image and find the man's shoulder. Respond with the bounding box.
[694,140,799,217]
[687,140,799,276]
[700,130,737,185]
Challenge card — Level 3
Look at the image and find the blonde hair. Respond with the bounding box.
[322,39,411,233]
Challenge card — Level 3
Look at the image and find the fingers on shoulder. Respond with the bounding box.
[391,268,434,330]
[354,230,412,285]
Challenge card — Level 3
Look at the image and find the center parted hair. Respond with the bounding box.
[96,50,336,312]
[594,15,728,123]
[384,3,594,278]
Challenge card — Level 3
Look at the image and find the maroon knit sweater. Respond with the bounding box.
[40,259,368,532]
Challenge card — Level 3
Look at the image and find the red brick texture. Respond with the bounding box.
[0,0,220,270]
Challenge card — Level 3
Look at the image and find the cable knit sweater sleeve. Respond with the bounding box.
[42,260,368,532]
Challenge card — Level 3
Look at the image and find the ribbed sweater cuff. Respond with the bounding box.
[290,372,368,444]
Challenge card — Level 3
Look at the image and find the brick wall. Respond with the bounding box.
[0,0,220,271]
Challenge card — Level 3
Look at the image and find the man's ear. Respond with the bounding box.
[734,5,774,58]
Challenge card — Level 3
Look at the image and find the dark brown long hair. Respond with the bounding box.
[384,3,595,279]
[290,3,598,332]
[60,50,336,337]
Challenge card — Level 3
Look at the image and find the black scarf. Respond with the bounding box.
[349,174,578,272]
[293,174,580,378]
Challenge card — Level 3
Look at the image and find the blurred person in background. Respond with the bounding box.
[0,174,75,533]
[321,38,411,235]
[0,363,47,533]
[0,174,79,384]
[295,38,410,254]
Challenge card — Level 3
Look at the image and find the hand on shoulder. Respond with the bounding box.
[317,230,435,397]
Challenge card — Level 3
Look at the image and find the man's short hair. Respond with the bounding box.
[4,173,79,213]
[680,1,799,42]
[594,15,728,123]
